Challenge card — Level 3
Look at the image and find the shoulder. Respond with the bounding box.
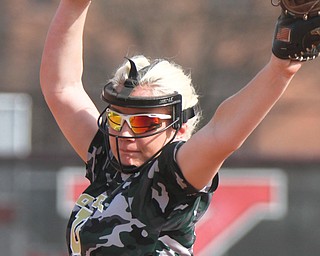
[156,141,219,195]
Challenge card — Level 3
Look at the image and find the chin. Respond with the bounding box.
[119,157,142,167]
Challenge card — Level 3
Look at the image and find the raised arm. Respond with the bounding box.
[177,56,303,190]
[40,0,99,161]
[177,0,320,190]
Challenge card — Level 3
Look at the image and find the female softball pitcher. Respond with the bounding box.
[40,0,320,255]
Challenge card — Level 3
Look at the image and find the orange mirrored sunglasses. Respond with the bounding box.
[106,108,172,134]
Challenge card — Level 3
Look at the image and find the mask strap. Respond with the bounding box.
[181,104,199,123]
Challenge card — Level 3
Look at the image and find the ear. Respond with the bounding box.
[175,123,188,140]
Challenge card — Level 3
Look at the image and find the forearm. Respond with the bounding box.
[210,55,302,152]
[40,0,92,95]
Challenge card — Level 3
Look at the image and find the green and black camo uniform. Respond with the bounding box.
[66,130,219,256]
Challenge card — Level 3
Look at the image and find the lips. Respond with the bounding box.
[119,149,140,155]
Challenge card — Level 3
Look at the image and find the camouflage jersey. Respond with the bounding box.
[66,130,219,256]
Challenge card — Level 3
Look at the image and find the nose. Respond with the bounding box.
[119,120,135,137]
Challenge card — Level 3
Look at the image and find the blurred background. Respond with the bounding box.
[1,0,320,255]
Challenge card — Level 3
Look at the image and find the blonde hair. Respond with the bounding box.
[109,55,201,139]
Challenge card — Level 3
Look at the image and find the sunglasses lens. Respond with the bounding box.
[130,116,161,134]
[107,111,122,131]
[107,110,164,134]
[107,109,168,134]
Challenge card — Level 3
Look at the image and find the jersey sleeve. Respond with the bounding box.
[157,141,219,196]
[85,130,108,183]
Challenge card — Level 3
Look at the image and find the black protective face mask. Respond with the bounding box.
[97,58,197,173]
